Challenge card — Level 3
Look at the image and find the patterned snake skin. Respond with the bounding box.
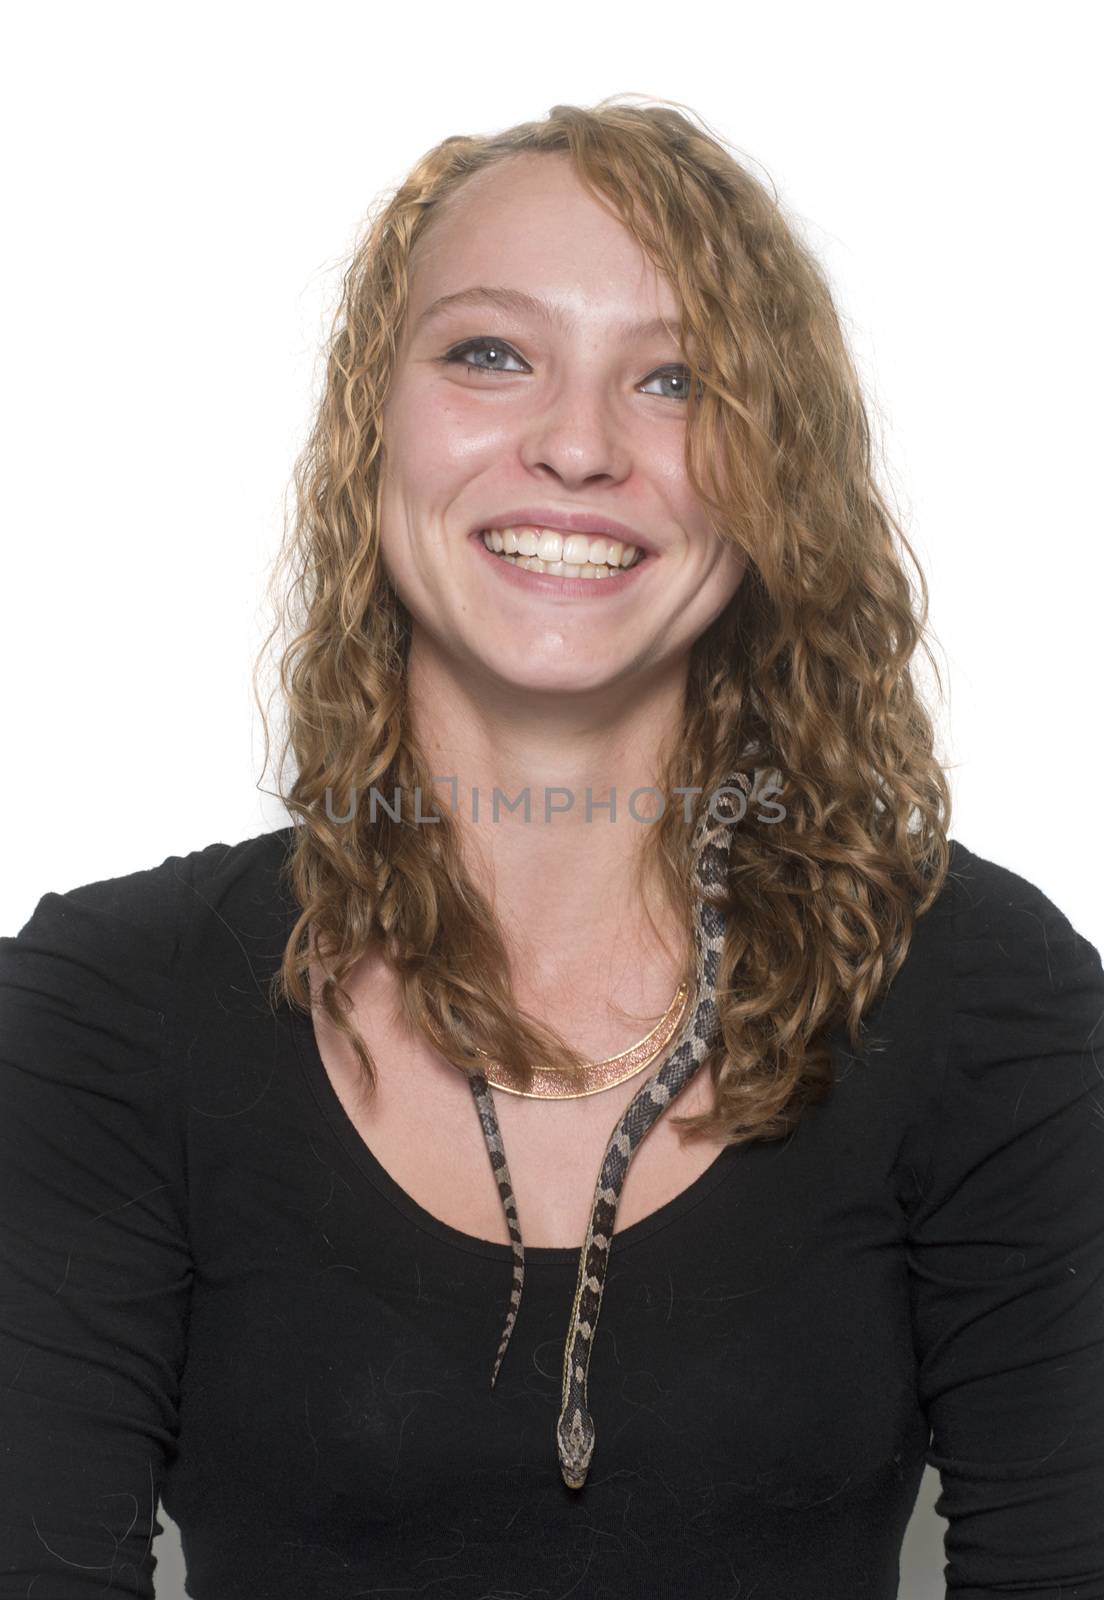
[467,771,750,1489]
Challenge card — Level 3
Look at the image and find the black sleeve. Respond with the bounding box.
[0,854,193,1598]
[906,856,1104,1598]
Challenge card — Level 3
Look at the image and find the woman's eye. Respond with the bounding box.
[640,366,699,402]
[444,338,528,375]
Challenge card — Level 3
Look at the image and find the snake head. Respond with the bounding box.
[556,1404,596,1490]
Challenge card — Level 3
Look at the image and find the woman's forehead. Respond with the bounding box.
[408,159,681,329]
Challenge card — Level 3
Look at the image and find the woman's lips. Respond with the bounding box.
[469,526,650,598]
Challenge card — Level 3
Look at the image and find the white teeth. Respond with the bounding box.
[479,525,644,573]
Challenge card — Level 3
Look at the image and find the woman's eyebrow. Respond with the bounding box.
[413,284,682,343]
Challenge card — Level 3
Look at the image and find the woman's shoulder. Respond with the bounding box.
[935,835,1102,992]
[943,834,1091,924]
[4,825,294,953]
[900,836,1104,1143]
[862,837,1102,1135]
[0,826,297,1048]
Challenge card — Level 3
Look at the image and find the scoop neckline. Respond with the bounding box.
[286,955,739,1267]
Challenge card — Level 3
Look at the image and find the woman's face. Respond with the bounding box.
[379,152,747,700]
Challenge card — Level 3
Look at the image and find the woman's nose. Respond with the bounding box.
[517,375,633,488]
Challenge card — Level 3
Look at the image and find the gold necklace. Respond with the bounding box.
[428,981,690,1100]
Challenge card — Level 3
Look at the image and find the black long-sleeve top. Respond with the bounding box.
[1,826,1102,1599]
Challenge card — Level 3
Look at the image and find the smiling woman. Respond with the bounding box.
[2,95,1103,1600]
[376,151,748,655]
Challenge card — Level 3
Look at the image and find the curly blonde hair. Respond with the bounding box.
[255,93,952,1148]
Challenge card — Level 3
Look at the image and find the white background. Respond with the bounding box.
[2,2,1101,1594]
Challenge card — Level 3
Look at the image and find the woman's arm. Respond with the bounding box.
[906,851,1104,1597]
[0,854,194,1598]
